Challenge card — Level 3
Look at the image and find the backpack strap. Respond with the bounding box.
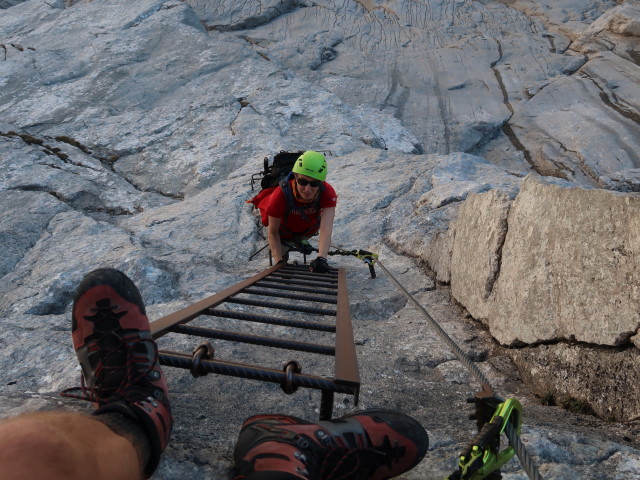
[279,172,295,225]
[278,173,326,237]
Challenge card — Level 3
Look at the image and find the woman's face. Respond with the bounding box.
[294,174,322,201]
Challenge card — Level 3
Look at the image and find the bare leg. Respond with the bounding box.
[0,411,141,480]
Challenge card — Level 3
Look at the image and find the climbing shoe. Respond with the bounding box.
[232,409,429,479]
[61,268,172,476]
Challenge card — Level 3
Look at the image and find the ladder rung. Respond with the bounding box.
[240,288,337,304]
[255,281,337,296]
[258,277,338,290]
[204,308,336,332]
[272,273,338,285]
[226,297,336,316]
[169,324,335,355]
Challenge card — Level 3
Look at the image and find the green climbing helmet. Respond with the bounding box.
[292,151,327,181]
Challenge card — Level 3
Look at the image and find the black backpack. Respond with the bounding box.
[251,150,305,191]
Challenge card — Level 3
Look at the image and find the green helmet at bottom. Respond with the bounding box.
[292,151,327,181]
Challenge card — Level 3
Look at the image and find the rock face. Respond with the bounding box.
[496,52,640,189]
[509,344,640,422]
[2,0,640,478]
[492,178,640,347]
[426,175,640,419]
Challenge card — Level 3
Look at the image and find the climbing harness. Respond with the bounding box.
[374,259,543,480]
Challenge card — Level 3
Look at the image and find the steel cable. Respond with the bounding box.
[376,259,543,480]
[505,422,543,480]
[376,260,491,385]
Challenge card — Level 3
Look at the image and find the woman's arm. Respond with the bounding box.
[267,216,284,263]
[317,207,335,258]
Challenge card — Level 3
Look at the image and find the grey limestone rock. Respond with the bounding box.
[2,0,640,477]
[0,210,180,317]
[0,0,28,8]
[0,190,69,278]
[432,175,640,349]
[571,1,640,62]
[0,126,175,216]
[510,344,640,421]
[501,52,640,189]
[426,175,640,419]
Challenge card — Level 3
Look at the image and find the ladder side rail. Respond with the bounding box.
[150,263,284,339]
[334,268,360,387]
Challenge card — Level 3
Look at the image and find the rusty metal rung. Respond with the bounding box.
[280,268,338,279]
[240,287,338,304]
[203,308,336,332]
[158,350,358,395]
[279,266,338,275]
[227,297,337,315]
[257,277,338,290]
[272,272,338,284]
[254,281,337,295]
[169,324,335,355]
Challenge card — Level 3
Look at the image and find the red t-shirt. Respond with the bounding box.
[266,180,338,238]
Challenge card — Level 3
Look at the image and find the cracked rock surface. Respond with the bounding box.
[1,1,640,479]
[426,175,640,421]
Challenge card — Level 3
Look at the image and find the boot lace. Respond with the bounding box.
[61,304,158,405]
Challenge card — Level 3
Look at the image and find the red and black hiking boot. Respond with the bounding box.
[232,409,429,480]
[61,268,172,476]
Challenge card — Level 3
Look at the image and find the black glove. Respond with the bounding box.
[299,240,314,255]
[309,256,330,273]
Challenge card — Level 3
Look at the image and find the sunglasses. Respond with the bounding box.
[295,177,322,188]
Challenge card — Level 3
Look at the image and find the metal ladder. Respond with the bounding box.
[150,263,360,420]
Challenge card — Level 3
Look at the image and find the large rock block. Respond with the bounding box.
[450,189,513,320]
[439,175,640,347]
[385,153,523,273]
[431,175,640,419]
[489,177,640,346]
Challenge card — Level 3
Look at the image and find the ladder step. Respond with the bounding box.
[158,350,358,394]
[241,287,337,304]
[169,324,335,355]
[272,272,338,284]
[258,277,338,290]
[204,308,336,332]
[226,297,337,316]
[254,280,337,295]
